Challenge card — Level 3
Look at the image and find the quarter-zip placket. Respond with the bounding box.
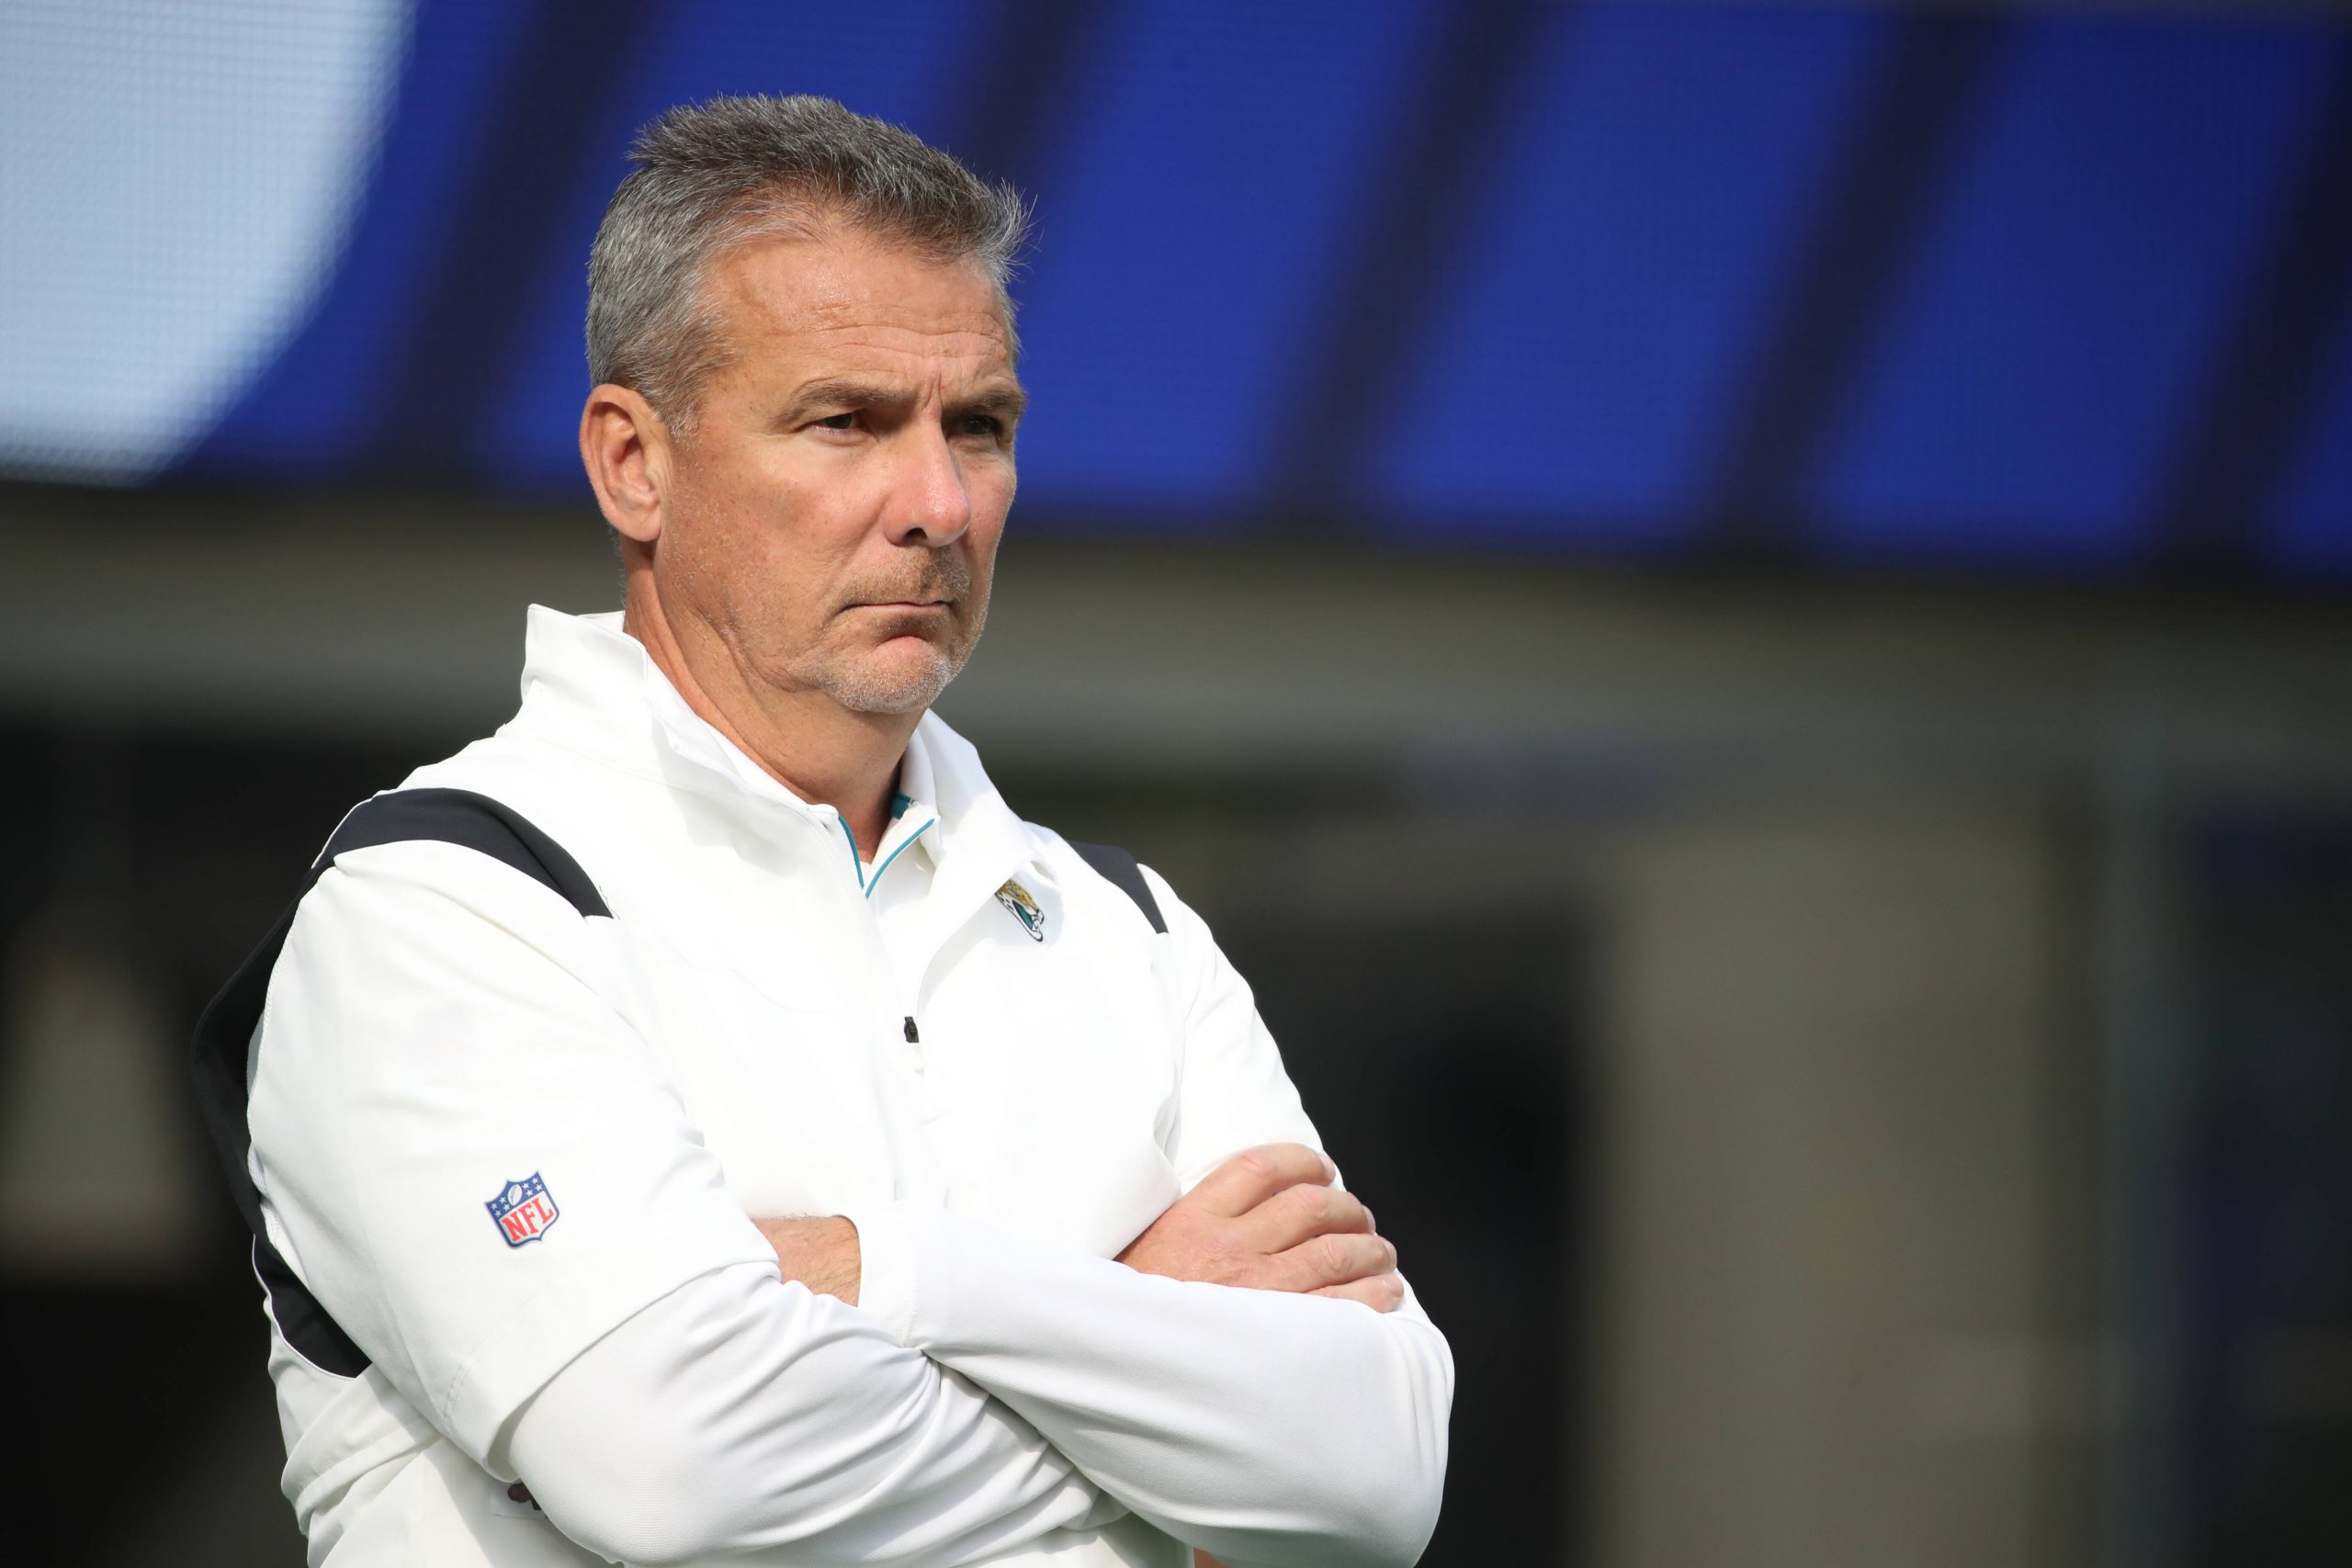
[825,807,943,1107]
[852,797,940,1070]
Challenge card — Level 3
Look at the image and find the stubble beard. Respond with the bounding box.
[805,567,990,716]
[808,612,981,715]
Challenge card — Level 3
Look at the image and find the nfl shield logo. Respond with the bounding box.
[486,1173,560,1247]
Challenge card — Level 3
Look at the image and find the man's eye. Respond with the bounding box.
[815,412,858,431]
[954,414,1004,439]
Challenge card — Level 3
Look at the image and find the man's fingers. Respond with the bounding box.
[1247,1179,1372,1251]
[1310,1272,1407,1313]
[1274,1230,1396,1293]
[1185,1143,1334,1218]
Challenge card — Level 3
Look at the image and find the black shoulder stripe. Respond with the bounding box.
[1072,840,1168,935]
[190,788,605,1380]
[320,788,609,918]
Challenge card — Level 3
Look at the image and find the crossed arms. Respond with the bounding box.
[251,840,1453,1566]
[761,1141,1404,1315]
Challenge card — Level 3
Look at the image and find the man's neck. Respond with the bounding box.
[622,582,914,860]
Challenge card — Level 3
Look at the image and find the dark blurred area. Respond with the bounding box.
[5,2,2352,1565]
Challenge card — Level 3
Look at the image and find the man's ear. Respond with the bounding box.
[580,383,672,545]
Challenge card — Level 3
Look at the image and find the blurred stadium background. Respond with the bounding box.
[5,0,2351,1562]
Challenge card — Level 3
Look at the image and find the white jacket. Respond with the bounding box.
[243,606,1452,1567]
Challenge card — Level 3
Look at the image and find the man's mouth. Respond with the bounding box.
[845,560,969,615]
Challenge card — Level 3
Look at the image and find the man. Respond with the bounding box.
[193,96,1451,1567]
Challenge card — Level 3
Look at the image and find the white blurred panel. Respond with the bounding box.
[0,0,410,482]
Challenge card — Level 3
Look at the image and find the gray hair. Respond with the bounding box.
[586,94,1029,428]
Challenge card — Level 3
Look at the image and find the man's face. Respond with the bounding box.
[650,222,1023,717]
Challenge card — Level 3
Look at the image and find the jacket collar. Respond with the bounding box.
[510,605,1046,889]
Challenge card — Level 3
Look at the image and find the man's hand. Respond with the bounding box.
[1118,1143,1404,1312]
[754,1215,861,1306]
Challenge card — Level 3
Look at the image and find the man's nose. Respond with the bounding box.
[884,427,972,547]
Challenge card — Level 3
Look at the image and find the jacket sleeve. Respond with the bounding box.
[497,1263,1121,1566]
[838,863,1453,1568]
[249,840,1117,1565]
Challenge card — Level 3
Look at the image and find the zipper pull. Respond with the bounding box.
[903,1016,920,1043]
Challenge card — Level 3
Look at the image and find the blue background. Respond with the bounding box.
[150,1,2352,581]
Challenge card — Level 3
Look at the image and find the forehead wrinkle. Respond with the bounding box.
[722,235,1007,339]
[729,291,1011,378]
[814,321,1011,355]
[700,236,1016,413]
[800,320,1014,389]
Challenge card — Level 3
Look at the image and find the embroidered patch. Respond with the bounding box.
[486,1173,560,1247]
[995,879,1046,942]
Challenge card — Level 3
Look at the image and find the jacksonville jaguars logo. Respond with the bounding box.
[995,879,1046,942]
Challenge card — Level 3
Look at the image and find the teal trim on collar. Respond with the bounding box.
[890,792,913,820]
[865,818,935,899]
